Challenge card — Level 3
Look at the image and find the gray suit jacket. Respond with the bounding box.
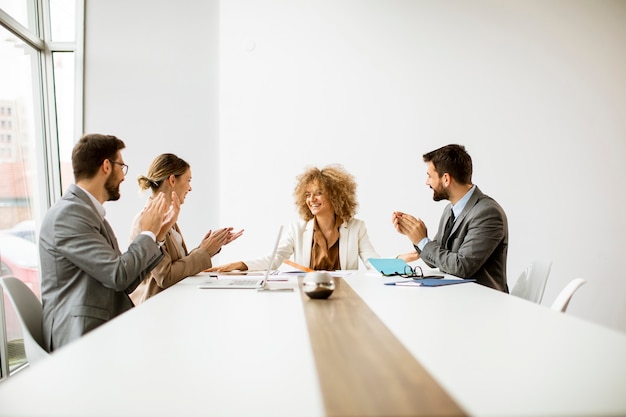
[420,187,509,292]
[39,184,164,351]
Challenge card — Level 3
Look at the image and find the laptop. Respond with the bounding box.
[198,225,288,290]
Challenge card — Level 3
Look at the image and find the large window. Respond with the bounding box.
[0,0,83,377]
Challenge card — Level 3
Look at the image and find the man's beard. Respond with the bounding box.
[432,186,449,202]
[105,176,121,201]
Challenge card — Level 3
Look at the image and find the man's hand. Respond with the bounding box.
[139,192,168,236]
[392,211,428,245]
[397,251,419,262]
[156,191,181,241]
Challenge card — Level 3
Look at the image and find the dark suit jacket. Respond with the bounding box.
[39,184,164,351]
[420,186,509,292]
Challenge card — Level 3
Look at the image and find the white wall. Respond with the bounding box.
[85,0,626,333]
[84,0,220,250]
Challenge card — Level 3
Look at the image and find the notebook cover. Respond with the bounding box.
[368,258,410,275]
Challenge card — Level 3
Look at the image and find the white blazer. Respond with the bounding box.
[245,218,380,271]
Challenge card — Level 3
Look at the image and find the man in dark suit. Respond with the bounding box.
[39,133,179,351]
[393,144,509,292]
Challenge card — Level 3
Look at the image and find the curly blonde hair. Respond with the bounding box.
[293,165,358,224]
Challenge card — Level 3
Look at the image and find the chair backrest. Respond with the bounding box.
[551,278,587,313]
[0,277,49,364]
[0,285,9,379]
[510,260,552,304]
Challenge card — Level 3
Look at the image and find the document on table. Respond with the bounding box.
[385,278,476,287]
[197,270,288,281]
[275,261,355,278]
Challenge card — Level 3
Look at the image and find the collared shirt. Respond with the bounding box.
[310,216,341,270]
[77,184,106,219]
[416,185,476,251]
[451,184,476,219]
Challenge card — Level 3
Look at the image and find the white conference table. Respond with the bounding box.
[346,272,626,416]
[1,271,625,416]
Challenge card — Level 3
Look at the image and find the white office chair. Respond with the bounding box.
[551,278,586,313]
[0,277,49,365]
[510,260,552,304]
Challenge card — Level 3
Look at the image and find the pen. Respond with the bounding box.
[283,259,314,272]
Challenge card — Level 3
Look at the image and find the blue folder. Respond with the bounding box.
[368,258,412,275]
[368,258,445,278]
[384,278,476,287]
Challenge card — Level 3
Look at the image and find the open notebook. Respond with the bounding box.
[198,226,287,290]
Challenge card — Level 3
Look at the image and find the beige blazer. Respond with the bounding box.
[130,221,212,304]
[245,218,379,271]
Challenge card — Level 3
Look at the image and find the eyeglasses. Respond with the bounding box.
[380,265,441,279]
[109,159,129,176]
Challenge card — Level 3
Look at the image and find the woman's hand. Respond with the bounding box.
[206,261,248,272]
[199,227,232,257]
[225,229,244,245]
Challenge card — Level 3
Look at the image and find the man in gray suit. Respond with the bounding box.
[393,144,509,292]
[39,133,178,351]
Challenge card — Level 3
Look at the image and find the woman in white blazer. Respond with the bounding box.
[211,165,380,272]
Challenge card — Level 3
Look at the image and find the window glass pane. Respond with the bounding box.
[0,24,42,373]
[50,0,75,42]
[0,25,41,290]
[0,0,38,33]
[52,52,75,192]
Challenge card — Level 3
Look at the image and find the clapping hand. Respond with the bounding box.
[225,228,244,245]
[200,228,243,256]
[139,192,169,236]
[392,211,428,245]
[156,191,181,241]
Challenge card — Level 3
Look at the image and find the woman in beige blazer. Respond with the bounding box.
[129,154,243,304]
[211,164,379,273]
